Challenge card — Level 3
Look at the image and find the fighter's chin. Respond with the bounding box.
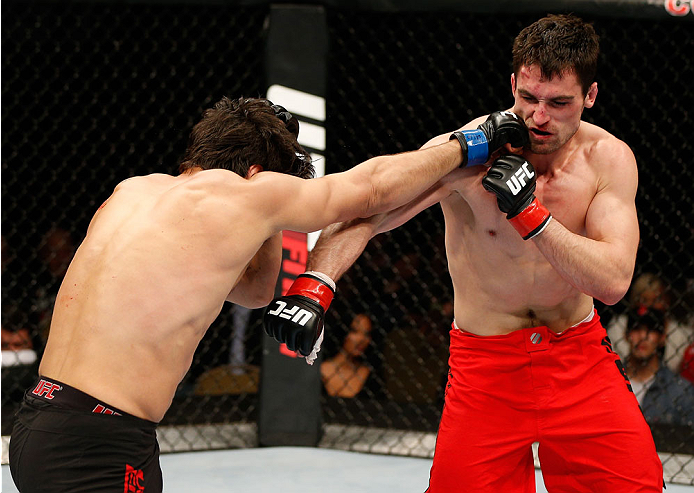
[529,143,552,155]
[529,139,561,155]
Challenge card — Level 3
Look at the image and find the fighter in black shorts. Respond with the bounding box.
[10,377,161,493]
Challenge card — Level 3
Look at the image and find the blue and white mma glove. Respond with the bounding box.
[450,111,530,167]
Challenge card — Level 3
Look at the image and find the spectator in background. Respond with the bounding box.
[667,277,694,376]
[321,313,372,398]
[1,322,33,352]
[681,342,694,384]
[624,307,694,427]
[1,235,36,360]
[606,273,668,360]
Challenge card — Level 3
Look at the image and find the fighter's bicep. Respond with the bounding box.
[256,172,368,234]
[585,168,639,258]
[585,141,639,249]
[586,188,638,246]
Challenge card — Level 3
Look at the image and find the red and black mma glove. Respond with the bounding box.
[482,155,552,240]
[449,111,530,167]
[262,272,336,363]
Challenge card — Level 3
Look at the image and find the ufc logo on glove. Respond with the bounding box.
[267,300,315,326]
[506,162,534,196]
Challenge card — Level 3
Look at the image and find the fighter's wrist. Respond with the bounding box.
[450,130,489,167]
[304,271,337,292]
[286,272,336,311]
[507,198,552,240]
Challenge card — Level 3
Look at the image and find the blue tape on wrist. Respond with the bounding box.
[461,130,489,165]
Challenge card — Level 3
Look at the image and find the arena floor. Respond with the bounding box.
[2,446,693,492]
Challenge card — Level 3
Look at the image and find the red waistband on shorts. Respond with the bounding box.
[28,376,132,418]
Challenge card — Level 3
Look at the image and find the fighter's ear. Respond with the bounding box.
[246,164,264,179]
[584,82,598,109]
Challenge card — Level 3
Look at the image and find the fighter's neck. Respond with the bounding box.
[525,137,580,176]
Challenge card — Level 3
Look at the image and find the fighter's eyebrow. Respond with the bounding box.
[518,89,575,103]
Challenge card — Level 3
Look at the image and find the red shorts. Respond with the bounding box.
[427,311,663,493]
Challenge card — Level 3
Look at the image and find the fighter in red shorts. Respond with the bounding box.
[264,14,663,492]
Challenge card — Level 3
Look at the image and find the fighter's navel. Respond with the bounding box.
[487,229,497,237]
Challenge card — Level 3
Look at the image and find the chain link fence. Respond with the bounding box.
[2,1,693,484]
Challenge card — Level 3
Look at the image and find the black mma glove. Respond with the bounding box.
[482,154,552,240]
[450,111,530,167]
[263,272,336,364]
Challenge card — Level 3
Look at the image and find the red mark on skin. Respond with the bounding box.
[488,230,497,237]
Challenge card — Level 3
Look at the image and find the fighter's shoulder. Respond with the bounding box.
[201,170,313,213]
[113,172,175,193]
[580,122,637,193]
[581,122,635,169]
[581,122,633,157]
[244,170,314,197]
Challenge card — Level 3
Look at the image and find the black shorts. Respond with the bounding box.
[9,377,162,493]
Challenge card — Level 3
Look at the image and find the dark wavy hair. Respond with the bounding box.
[512,14,600,95]
[178,96,313,179]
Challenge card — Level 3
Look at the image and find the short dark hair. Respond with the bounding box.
[512,14,600,95]
[178,96,314,179]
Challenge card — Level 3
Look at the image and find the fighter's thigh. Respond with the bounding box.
[539,356,662,492]
[8,418,30,491]
[427,395,536,492]
[10,427,161,493]
[539,416,662,493]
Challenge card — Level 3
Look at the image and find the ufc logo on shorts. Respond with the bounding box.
[506,162,534,195]
[32,379,62,400]
[124,464,144,493]
[267,300,314,326]
[93,404,122,416]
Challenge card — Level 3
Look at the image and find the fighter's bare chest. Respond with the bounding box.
[444,169,595,241]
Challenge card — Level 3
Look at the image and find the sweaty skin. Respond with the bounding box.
[38,139,465,422]
[309,65,639,335]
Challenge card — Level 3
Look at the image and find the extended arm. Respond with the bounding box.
[259,111,528,236]
[255,139,464,236]
[263,111,530,360]
[305,111,528,279]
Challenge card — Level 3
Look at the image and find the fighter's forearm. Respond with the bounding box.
[307,178,451,281]
[307,218,382,281]
[532,219,635,305]
[358,140,462,217]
